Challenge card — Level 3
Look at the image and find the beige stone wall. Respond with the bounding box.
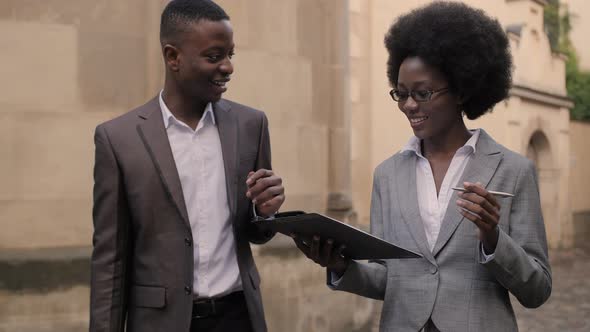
[0,0,159,249]
[349,0,374,226]
[570,121,590,212]
[0,287,89,332]
[564,0,590,71]
[569,120,590,247]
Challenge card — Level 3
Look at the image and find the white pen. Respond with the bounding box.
[451,187,514,197]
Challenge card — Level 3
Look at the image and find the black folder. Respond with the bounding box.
[255,211,421,260]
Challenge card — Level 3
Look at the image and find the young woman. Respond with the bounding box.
[293,3,551,331]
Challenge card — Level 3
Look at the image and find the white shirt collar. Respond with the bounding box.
[158,90,216,129]
[401,128,481,157]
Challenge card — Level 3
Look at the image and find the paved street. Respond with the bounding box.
[514,246,590,331]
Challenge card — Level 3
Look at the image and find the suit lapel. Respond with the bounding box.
[396,154,436,264]
[214,100,238,218]
[137,97,190,229]
[432,130,503,256]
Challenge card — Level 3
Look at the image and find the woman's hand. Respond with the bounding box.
[292,234,350,277]
[456,181,501,254]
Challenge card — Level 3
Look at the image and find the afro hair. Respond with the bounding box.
[384,2,513,119]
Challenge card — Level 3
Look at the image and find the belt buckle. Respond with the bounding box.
[193,298,216,319]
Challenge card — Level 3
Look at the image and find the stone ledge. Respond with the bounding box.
[0,246,91,292]
[573,210,590,248]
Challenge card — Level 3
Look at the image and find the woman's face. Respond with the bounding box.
[395,56,462,141]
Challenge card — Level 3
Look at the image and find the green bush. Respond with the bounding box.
[544,0,590,121]
[566,54,590,121]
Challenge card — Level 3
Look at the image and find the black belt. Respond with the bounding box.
[192,291,245,319]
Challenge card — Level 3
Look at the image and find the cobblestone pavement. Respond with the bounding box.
[513,246,590,332]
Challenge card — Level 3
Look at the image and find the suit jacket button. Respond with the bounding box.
[185,286,191,295]
[185,238,192,247]
[430,266,438,274]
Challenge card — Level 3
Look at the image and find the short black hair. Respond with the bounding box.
[384,2,512,120]
[160,0,230,45]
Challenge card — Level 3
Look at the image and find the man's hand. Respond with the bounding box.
[246,169,285,217]
[456,181,501,254]
[292,234,349,278]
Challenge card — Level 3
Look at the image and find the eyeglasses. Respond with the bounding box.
[389,87,449,102]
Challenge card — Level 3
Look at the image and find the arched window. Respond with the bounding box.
[526,130,552,175]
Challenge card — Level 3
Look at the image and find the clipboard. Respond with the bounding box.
[255,211,421,260]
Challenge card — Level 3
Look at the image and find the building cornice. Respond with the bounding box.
[510,84,574,109]
[506,0,548,7]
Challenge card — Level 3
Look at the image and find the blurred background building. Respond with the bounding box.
[0,0,589,331]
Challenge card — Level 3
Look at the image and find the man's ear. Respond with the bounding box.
[163,44,180,72]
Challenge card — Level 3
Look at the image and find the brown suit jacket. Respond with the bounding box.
[90,97,275,332]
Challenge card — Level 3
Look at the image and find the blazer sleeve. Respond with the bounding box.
[245,112,276,244]
[482,159,552,308]
[89,125,132,332]
[330,171,387,300]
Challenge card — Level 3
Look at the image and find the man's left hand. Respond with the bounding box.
[246,169,285,217]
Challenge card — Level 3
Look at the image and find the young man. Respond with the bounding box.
[89,1,285,331]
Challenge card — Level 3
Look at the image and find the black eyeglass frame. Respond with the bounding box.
[389,87,449,102]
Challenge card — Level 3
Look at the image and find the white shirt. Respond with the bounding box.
[159,92,242,298]
[401,129,481,251]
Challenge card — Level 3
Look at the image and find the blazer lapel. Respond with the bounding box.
[396,154,436,264]
[213,100,238,218]
[136,97,190,229]
[432,130,503,256]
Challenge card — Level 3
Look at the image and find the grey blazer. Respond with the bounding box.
[90,97,274,332]
[332,130,551,332]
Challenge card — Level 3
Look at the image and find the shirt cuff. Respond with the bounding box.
[252,202,275,220]
[329,271,343,287]
[480,242,495,263]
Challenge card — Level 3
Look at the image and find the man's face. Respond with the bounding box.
[173,19,234,104]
